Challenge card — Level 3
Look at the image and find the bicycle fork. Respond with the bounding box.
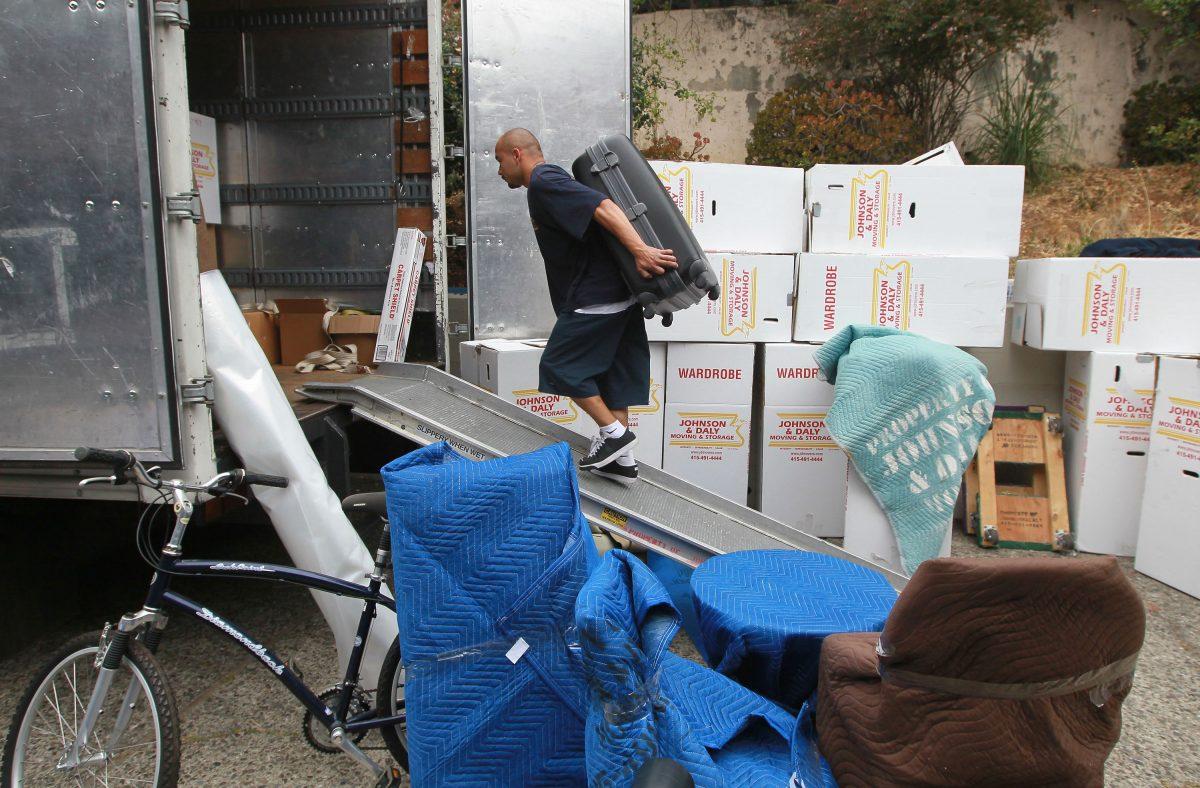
[57,609,168,771]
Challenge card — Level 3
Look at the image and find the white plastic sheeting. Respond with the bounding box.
[200,271,397,687]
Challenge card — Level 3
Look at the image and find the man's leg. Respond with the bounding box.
[573,395,618,430]
[605,408,637,468]
[538,311,635,469]
[573,394,635,469]
[594,309,651,472]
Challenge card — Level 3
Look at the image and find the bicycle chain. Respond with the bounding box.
[302,686,372,754]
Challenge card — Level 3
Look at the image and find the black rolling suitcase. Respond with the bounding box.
[572,135,720,326]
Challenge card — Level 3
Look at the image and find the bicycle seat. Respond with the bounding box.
[341,491,389,519]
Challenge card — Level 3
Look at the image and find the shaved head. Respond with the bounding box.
[497,128,543,155]
[494,127,545,189]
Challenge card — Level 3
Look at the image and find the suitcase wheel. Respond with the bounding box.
[637,291,656,306]
[643,305,656,320]
[707,284,721,301]
[661,312,674,327]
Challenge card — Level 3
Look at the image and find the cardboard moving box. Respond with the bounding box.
[664,342,755,503]
[664,403,753,505]
[374,228,427,363]
[760,405,847,536]
[1011,257,1200,353]
[966,306,1067,411]
[805,164,1024,257]
[275,298,329,365]
[650,160,805,253]
[1135,355,1200,598]
[843,468,952,574]
[459,340,668,466]
[627,342,667,468]
[241,308,280,365]
[756,343,847,537]
[1062,352,1156,556]
[327,314,380,363]
[904,142,965,166]
[794,254,1008,347]
[458,338,527,386]
[666,342,755,404]
[474,341,589,437]
[761,342,833,406]
[647,253,796,343]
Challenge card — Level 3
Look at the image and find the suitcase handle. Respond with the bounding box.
[586,139,665,251]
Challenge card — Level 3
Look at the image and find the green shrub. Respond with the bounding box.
[1123,78,1200,164]
[972,67,1066,186]
[782,0,1055,149]
[745,80,915,169]
[640,132,712,162]
[1136,0,1200,49]
[1142,118,1200,163]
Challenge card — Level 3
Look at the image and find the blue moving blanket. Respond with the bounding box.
[576,550,834,786]
[382,442,598,786]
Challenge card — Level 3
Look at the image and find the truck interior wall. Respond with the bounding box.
[185,1,438,360]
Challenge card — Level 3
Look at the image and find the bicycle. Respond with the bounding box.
[1,448,409,787]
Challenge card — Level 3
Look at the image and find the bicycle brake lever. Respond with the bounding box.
[79,475,118,488]
[222,492,250,505]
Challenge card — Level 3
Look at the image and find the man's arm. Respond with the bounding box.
[593,199,678,279]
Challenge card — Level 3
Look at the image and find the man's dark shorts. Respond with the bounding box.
[538,305,650,409]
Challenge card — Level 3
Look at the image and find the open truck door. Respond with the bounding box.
[0,0,215,496]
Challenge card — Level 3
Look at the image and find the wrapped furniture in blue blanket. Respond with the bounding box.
[382,442,598,786]
[575,549,834,787]
[690,550,897,709]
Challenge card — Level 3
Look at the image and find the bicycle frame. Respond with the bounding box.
[59,462,407,782]
[145,556,402,735]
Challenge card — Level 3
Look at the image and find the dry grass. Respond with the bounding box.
[1020,164,1200,259]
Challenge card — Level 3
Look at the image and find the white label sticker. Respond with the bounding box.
[505,637,529,664]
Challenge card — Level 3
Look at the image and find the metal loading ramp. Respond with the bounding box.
[300,363,906,588]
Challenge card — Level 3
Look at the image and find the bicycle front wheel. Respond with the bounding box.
[2,631,180,787]
[376,638,408,773]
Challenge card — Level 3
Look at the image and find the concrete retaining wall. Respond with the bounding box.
[634,2,1200,166]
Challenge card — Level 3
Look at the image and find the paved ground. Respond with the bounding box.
[1,499,1196,786]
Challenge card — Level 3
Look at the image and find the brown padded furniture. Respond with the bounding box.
[816,556,1145,787]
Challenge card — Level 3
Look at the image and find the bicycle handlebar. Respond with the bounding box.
[74,447,136,468]
[240,472,289,489]
[74,447,289,494]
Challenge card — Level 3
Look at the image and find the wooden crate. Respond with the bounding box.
[965,407,1072,551]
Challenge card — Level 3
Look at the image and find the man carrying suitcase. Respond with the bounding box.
[494,127,677,485]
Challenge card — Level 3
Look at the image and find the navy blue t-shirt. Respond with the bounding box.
[526,163,630,315]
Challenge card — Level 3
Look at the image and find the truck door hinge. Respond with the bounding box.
[180,377,214,406]
[448,235,467,247]
[442,55,462,69]
[444,146,464,159]
[154,0,190,28]
[166,191,201,223]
